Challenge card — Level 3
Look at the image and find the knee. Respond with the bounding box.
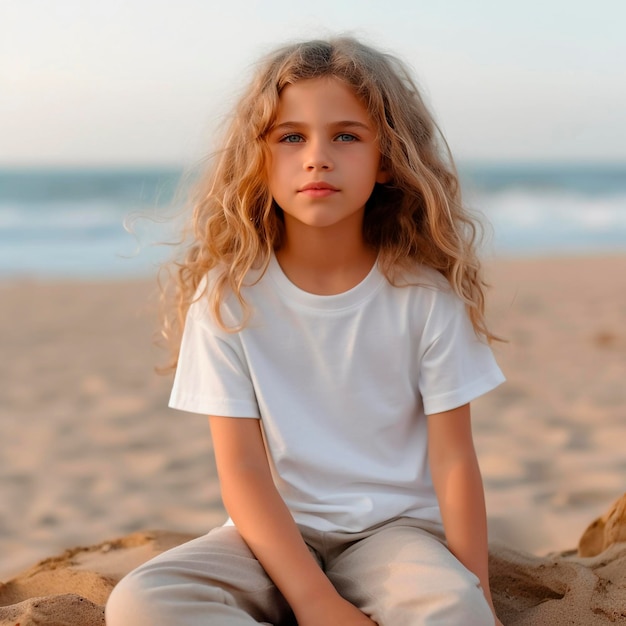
[105,563,205,626]
[105,560,248,626]
[374,574,494,626]
[105,568,155,626]
[435,577,494,626]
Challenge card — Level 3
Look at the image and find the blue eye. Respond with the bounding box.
[336,133,357,142]
[280,134,304,143]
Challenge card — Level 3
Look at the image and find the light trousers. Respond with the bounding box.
[105,517,493,626]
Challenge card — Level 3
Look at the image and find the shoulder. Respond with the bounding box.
[386,262,460,312]
[384,263,473,341]
[187,260,269,329]
[371,263,467,347]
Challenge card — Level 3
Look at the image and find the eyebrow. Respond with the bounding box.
[271,120,373,133]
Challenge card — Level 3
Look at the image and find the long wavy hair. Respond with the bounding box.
[161,36,498,371]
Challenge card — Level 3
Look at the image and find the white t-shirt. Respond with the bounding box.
[169,254,505,532]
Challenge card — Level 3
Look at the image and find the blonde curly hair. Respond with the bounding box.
[161,36,498,371]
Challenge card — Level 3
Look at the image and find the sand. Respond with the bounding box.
[1,254,625,624]
[1,499,625,625]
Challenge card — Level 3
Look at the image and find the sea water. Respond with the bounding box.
[0,163,625,279]
[0,168,182,279]
[462,163,626,258]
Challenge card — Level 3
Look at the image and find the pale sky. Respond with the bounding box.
[1,0,625,166]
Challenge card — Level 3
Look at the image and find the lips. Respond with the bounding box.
[298,182,339,192]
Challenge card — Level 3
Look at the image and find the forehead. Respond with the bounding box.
[275,77,371,123]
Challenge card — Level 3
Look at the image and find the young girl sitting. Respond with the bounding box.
[106,36,505,626]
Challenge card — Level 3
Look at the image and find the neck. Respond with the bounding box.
[275,218,377,295]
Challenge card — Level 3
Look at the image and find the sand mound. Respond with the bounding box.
[0,531,197,626]
[579,492,626,557]
[0,594,106,626]
[1,496,625,625]
[490,542,626,624]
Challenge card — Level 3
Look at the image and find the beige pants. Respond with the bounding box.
[105,517,493,626]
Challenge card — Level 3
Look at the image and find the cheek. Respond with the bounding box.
[360,155,384,181]
[267,150,286,179]
[266,160,290,201]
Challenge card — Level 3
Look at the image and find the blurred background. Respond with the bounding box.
[1,0,625,277]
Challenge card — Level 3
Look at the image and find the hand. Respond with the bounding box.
[295,594,378,626]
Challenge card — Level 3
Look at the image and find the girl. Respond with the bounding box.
[106,37,505,626]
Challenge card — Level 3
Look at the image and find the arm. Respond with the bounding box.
[208,415,377,625]
[427,404,502,626]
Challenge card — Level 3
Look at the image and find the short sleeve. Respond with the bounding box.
[418,295,505,415]
[168,299,260,418]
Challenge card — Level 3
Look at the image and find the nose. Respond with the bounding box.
[303,139,334,171]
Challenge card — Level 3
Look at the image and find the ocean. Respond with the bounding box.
[0,164,625,280]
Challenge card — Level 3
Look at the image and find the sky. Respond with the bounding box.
[1,0,625,167]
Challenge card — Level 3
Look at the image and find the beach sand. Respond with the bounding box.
[1,255,625,623]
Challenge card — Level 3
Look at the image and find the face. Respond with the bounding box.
[266,77,387,235]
